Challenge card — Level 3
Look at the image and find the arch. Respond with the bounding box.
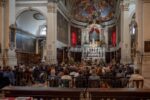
[129,6,136,23]
[16,7,47,22]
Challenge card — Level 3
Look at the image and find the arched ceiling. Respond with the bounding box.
[16,10,46,36]
[66,0,117,23]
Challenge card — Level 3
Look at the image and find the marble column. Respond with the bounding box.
[46,2,57,64]
[120,0,131,64]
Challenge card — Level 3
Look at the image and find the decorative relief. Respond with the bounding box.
[16,3,47,7]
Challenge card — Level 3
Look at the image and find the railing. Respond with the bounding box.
[2,86,85,100]
[2,86,150,100]
[88,88,150,100]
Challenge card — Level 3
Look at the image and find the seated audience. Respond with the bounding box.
[128,69,144,88]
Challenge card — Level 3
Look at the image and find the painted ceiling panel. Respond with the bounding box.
[68,0,117,23]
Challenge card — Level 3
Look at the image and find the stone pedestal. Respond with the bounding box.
[7,49,17,67]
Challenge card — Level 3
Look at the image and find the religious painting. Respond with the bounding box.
[70,0,117,22]
[57,11,68,44]
[108,26,116,47]
[71,26,81,47]
[16,30,36,53]
[89,25,100,42]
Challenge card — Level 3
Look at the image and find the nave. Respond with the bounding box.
[0,0,150,99]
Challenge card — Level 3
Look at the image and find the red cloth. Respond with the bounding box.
[71,32,77,47]
[112,31,116,47]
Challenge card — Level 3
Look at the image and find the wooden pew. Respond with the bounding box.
[3,86,150,100]
[2,86,84,100]
[87,88,150,100]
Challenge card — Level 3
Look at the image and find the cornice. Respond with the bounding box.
[16,0,47,1]
[16,3,47,7]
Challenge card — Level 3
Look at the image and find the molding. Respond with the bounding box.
[16,7,48,21]
[16,0,47,1]
[16,3,47,7]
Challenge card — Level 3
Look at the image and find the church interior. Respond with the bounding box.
[1,0,150,99]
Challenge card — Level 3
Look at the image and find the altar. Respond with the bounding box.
[82,23,106,62]
[82,41,105,61]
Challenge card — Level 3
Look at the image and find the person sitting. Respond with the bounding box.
[75,70,87,88]
[100,81,110,88]
[88,69,100,88]
[128,69,144,88]
[61,69,72,87]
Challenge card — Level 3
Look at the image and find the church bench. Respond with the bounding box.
[2,86,84,100]
[87,88,150,100]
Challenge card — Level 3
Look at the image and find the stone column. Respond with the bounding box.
[0,0,8,67]
[7,0,17,68]
[35,39,39,54]
[46,2,57,64]
[41,40,46,63]
[103,27,108,48]
[120,0,131,64]
[68,23,71,47]
[136,0,150,77]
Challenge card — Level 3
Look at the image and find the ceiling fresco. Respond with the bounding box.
[69,0,117,23]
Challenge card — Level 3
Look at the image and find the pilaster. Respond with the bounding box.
[35,39,39,54]
[120,0,131,64]
[46,2,57,64]
[0,0,9,67]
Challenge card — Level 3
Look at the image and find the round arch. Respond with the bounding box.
[16,7,47,22]
[129,7,136,23]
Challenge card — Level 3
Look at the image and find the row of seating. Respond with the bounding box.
[47,76,129,88]
[2,85,148,100]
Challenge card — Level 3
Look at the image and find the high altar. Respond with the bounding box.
[82,23,106,62]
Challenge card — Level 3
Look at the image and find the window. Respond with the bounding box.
[40,26,47,36]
